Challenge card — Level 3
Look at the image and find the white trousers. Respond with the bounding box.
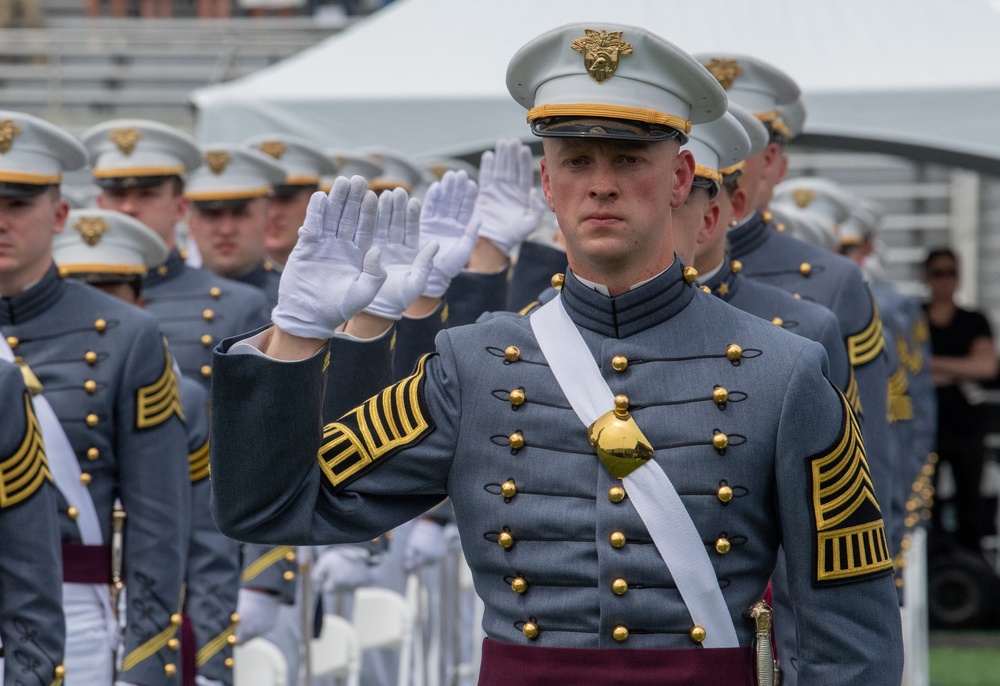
[63,583,115,685]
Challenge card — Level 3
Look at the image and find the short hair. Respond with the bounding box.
[924,247,957,271]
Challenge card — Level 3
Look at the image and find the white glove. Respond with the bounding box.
[235,588,280,642]
[311,547,373,595]
[195,678,225,686]
[363,187,439,320]
[403,518,448,572]
[472,138,547,256]
[420,170,480,297]
[271,175,386,339]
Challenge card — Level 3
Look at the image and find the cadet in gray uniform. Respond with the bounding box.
[52,207,241,686]
[0,360,65,686]
[0,111,190,685]
[208,24,903,685]
[81,120,271,389]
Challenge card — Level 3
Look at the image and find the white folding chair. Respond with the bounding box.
[234,637,288,686]
[352,586,414,686]
[310,613,361,686]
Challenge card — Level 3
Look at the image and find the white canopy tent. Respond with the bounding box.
[191,0,1000,166]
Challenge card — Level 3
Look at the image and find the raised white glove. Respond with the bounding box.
[363,187,439,320]
[235,588,280,642]
[271,175,386,339]
[472,138,546,256]
[311,546,373,595]
[195,678,225,686]
[419,170,480,297]
[403,518,448,572]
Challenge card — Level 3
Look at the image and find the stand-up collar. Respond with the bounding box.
[0,265,64,325]
[143,249,185,288]
[233,261,271,290]
[700,257,742,301]
[727,210,773,257]
[559,259,695,339]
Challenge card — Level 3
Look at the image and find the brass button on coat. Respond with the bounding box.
[715,537,731,554]
[611,355,628,372]
[690,625,707,643]
[202,309,215,321]
[712,387,729,404]
[504,346,520,362]
[283,571,295,581]
[612,626,629,642]
[509,389,525,407]
[508,433,525,450]
[511,577,528,594]
[171,613,183,626]
[725,344,742,361]
[94,318,107,332]
[498,532,514,549]
[682,267,698,284]
[201,365,212,378]
[157,265,168,276]
[79,473,91,486]
[85,351,98,365]
[201,334,213,347]
[284,551,297,562]
[522,622,539,639]
[717,485,733,503]
[612,578,628,595]
[550,273,565,290]
[500,481,517,498]
[225,658,234,669]
[730,260,742,274]
[231,613,241,624]
[799,262,812,277]
[210,286,222,298]
[87,447,99,461]
[227,634,238,646]
[712,434,729,450]
[608,486,625,503]
[771,317,784,327]
[610,532,626,549]
[84,380,97,394]
[164,664,177,677]
[67,507,79,520]
[5,336,17,349]
[167,638,180,651]
[86,413,99,428]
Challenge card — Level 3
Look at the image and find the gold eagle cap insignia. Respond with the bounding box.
[0,120,23,155]
[704,58,744,91]
[74,216,111,246]
[792,188,816,209]
[205,150,231,175]
[258,141,286,159]
[572,29,633,84]
[108,127,141,156]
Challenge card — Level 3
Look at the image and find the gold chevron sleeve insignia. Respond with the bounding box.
[887,365,913,423]
[319,353,435,490]
[121,605,182,672]
[810,390,893,584]
[135,340,185,429]
[189,439,210,483]
[241,545,295,582]
[843,366,862,416]
[196,616,238,667]
[846,295,885,367]
[1,392,52,508]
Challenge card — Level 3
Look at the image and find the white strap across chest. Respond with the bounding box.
[1,333,104,545]
[530,294,738,648]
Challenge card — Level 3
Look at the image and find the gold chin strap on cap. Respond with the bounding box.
[527,103,692,134]
[694,166,723,185]
[588,395,653,479]
[754,110,793,140]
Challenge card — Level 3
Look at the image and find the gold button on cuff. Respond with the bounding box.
[201,365,212,378]
[725,344,742,361]
[612,578,628,595]
[776,223,786,232]
[80,473,91,486]
[225,658,234,669]
[54,665,66,678]
[551,273,565,290]
[771,317,784,327]
[84,380,97,394]
[201,334,213,347]
[157,265,168,276]
[94,318,107,332]
[67,507,79,520]
[284,551,297,562]
[730,260,743,274]
[508,433,525,450]
[683,266,698,284]
[5,336,18,349]
[167,638,180,651]
[608,486,626,503]
[690,625,707,643]
[717,486,733,503]
[231,613,241,624]
[161,662,176,676]
[283,571,295,581]
[799,262,812,277]
[87,447,100,460]
[504,346,521,362]
[227,634,238,646]
[85,351,98,365]
[610,531,626,549]
[611,355,628,372]
[712,387,729,404]
[612,625,629,642]
[509,389,525,407]
[86,413,99,428]
[715,537,731,555]
[511,577,528,594]
[202,309,215,321]
[210,286,222,298]
[522,622,539,639]
[500,481,517,498]
[713,433,729,450]
[171,613,183,626]
[895,577,904,589]
[498,532,514,549]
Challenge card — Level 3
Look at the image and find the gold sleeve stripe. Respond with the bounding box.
[188,440,210,483]
[846,296,885,367]
[811,390,893,583]
[1,393,52,508]
[241,546,295,583]
[319,354,434,490]
[136,341,185,429]
[887,366,913,423]
[121,613,181,671]
[196,619,238,667]
[843,366,862,416]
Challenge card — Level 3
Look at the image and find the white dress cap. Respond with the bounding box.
[683,109,752,188]
[769,202,838,252]
[773,177,853,230]
[361,147,429,194]
[243,134,339,188]
[839,197,884,246]
[185,145,287,202]
[0,110,88,190]
[81,119,202,186]
[694,54,800,140]
[54,208,168,277]
[507,23,727,141]
[777,99,807,140]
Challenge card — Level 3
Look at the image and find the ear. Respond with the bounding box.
[670,149,696,209]
[540,157,556,212]
[52,198,69,234]
[95,192,108,209]
[173,194,190,224]
[730,186,748,223]
[698,198,722,245]
[774,151,789,185]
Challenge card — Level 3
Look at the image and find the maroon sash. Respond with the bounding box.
[61,543,112,584]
